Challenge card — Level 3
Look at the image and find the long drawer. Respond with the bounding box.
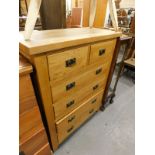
[53,75,107,121]
[51,62,109,104]
[47,46,89,82]
[56,90,103,143]
[89,39,116,64]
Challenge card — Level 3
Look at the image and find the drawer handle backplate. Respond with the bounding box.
[66,82,75,91]
[99,49,105,56]
[66,58,76,67]
[93,84,99,90]
[89,109,94,114]
[67,126,74,133]
[68,115,76,123]
[66,100,75,108]
[96,68,102,75]
[91,99,97,104]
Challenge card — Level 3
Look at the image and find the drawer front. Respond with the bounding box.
[89,39,116,64]
[53,75,107,121]
[19,107,43,144]
[19,75,37,114]
[51,62,109,104]
[20,129,48,155]
[47,46,89,82]
[34,143,52,155]
[56,90,103,143]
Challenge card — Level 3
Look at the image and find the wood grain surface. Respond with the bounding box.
[19,28,121,55]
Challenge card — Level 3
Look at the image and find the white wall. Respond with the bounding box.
[120,0,135,8]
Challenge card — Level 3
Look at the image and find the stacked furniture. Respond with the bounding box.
[19,28,121,151]
[19,56,52,155]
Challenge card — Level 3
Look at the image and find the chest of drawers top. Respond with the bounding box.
[19,28,121,56]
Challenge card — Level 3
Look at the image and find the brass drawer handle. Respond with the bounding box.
[93,84,98,90]
[66,58,76,67]
[89,109,94,114]
[68,115,76,123]
[96,68,102,75]
[66,82,75,91]
[91,99,97,104]
[99,49,105,56]
[67,126,74,133]
[66,100,75,108]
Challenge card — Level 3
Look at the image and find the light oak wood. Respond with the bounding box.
[34,143,53,155]
[20,128,48,155]
[83,0,108,28]
[124,58,135,67]
[19,28,121,55]
[19,55,52,154]
[93,0,108,28]
[19,107,43,144]
[90,39,116,64]
[89,0,97,27]
[19,55,33,76]
[82,0,91,27]
[47,46,89,82]
[33,56,59,150]
[19,28,121,150]
[51,62,109,104]
[53,74,107,121]
[56,90,104,143]
[19,75,37,114]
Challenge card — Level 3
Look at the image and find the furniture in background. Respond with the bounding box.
[40,0,66,30]
[82,0,108,27]
[19,28,121,151]
[101,34,134,108]
[19,56,53,155]
[66,7,82,28]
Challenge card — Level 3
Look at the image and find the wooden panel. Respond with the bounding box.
[90,39,116,64]
[33,56,59,150]
[34,143,52,155]
[93,0,108,28]
[47,46,89,82]
[19,28,121,55]
[20,129,48,155]
[51,62,109,104]
[19,55,32,76]
[19,106,43,144]
[82,0,108,27]
[56,90,104,143]
[19,75,37,114]
[82,0,91,27]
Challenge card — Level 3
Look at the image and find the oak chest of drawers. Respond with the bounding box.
[19,28,121,151]
[19,56,53,155]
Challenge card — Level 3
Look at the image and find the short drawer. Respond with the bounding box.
[19,129,48,155]
[89,39,116,64]
[47,46,89,82]
[51,63,109,104]
[56,90,103,143]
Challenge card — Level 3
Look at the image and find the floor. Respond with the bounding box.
[54,73,135,155]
